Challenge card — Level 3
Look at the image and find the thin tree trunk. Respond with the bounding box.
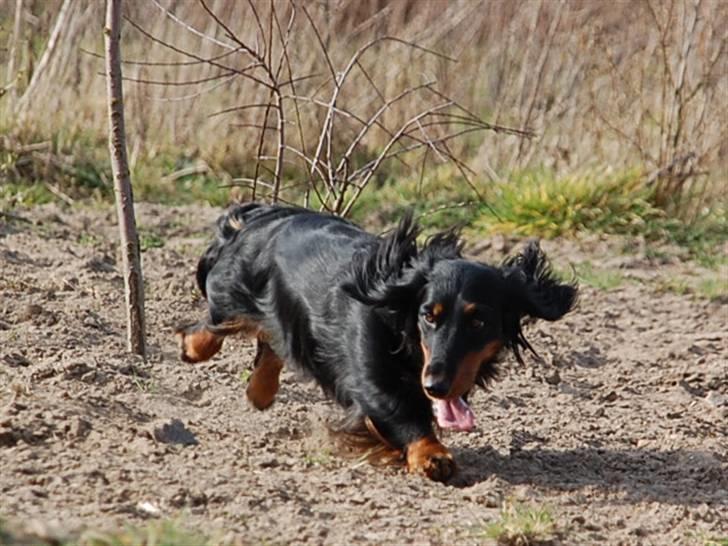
[17,0,75,114]
[5,0,24,108]
[104,0,146,357]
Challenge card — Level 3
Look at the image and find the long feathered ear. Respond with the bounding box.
[341,212,421,308]
[417,227,464,269]
[503,241,578,321]
[341,219,465,310]
[502,241,578,362]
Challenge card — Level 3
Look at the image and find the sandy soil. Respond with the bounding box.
[1,203,726,545]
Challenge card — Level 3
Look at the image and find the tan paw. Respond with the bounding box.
[406,436,456,482]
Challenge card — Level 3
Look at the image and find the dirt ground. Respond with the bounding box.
[1,203,726,545]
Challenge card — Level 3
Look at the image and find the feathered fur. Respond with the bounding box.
[177,203,577,481]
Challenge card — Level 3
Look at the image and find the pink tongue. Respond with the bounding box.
[434,397,475,431]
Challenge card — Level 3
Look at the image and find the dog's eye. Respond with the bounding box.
[423,312,436,325]
[471,319,484,329]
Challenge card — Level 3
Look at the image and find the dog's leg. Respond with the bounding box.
[176,320,224,363]
[176,315,257,363]
[364,414,455,482]
[405,435,455,482]
[246,335,284,410]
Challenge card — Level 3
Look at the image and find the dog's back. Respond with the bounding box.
[195,203,305,298]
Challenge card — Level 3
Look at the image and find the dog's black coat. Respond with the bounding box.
[192,202,577,461]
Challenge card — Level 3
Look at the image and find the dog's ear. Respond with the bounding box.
[342,221,464,311]
[342,212,421,308]
[503,241,578,321]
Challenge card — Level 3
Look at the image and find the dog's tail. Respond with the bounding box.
[195,202,277,298]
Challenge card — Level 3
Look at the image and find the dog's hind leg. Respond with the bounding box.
[246,334,284,410]
[176,316,259,363]
[176,320,224,363]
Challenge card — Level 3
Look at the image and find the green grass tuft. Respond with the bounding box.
[349,164,481,231]
[696,277,728,301]
[561,261,625,291]
[77,520,213,546]
[0,182,56,207]
[477,500,558,546]
[474,168,664,238]
[239,369,252,384]
[139,230,165,252]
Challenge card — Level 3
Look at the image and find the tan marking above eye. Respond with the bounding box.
[432,303,444,318]
[463,302,477,315]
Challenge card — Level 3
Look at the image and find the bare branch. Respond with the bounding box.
[119,71,235,86]
[208,103,272,118]
[152,0,236,50]
[341,102,454,216]
[197,0,265,64]
[335,80,437,177]
[80,45,240,67]
[124,16,275,90]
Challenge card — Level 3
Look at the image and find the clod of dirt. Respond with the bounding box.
[0,429,18,447]
[62,361,93,379]
[84,255,116,273]
[181,381,206,402]
[601,390,618,403]
[3,352,31,367]
[64,417,92,440]
[18,303,44,322]
[169,488,208,508]
[151,418,198,446]
[543,369,561,385]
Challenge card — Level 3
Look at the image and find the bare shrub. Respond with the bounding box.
[2,1,726,216]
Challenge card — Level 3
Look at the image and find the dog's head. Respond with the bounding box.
[416,244,576,430]
[344,219,577,431]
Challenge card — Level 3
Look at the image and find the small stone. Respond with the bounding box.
[136,500,162,518]
[704,391,727,408]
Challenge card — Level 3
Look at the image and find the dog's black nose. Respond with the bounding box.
[423,375,449,398]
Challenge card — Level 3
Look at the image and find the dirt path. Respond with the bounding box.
[1,203,726,545]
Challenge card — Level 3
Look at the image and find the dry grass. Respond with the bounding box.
[1,0,726,219]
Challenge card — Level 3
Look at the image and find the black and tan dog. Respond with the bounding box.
[177,203,577,481]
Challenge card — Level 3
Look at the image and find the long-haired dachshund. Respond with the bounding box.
[177,203,577,481]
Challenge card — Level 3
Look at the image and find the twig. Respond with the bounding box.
[44,182,75,205]
[152,0,237,50]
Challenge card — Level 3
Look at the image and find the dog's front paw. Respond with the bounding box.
[406,436,455,482]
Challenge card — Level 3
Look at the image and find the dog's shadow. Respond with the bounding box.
[449,445,727,506]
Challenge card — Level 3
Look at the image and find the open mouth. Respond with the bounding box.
[432,397,475,431]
